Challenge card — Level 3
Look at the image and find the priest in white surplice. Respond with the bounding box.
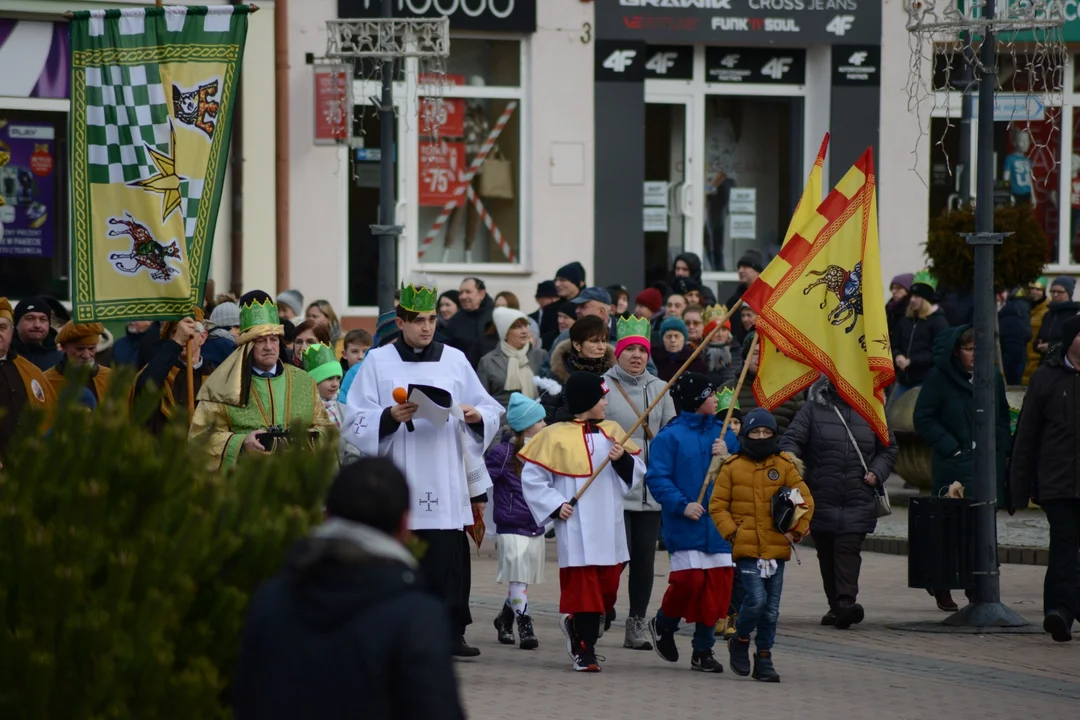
[343,276,502,657]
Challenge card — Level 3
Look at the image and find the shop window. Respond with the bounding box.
[1066,108,1080,264]
[928,117,964,219]
[994,113,1060,263]
[0,109,68,299]
[701,95,799,273]
[445,38,520,87]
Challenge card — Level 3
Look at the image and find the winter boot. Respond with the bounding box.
[724,611,738,638]
[691,650,724,673]
[624,616,654,650]
[517,614,539,650]
[752,650,781,682]
[493,604,515,645]
[714,615,728,636]
[821,610,838,626]
[647,617,678,662]
[728,636,751,677]
[833,600,865,630]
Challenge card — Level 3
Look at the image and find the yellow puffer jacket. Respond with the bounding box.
[708,451,814,561]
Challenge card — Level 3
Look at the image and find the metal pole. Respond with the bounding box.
[949,0,1026,628]
[957,31,974,205]
[374,0,401,314]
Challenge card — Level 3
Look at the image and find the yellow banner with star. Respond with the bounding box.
[69,6,250,322]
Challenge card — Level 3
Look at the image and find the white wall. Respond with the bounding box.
[879,0,932,281]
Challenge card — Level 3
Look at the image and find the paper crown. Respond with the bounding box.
[303,343,343,383]
[239,291,280,332]
[715,386,739,412]
[912,268,938,291]
[616,315,650,341]
[1031,275,1049,290]
[703,304,732,333]
[399,281,438,313]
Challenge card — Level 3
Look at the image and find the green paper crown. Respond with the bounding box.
[302,343,343,383]
[912,268,938,291]
[400,281,438,313]
[616,315,650,341]
[239,297,280,331]
[716,387,739,413]
[1031,275,1049,290]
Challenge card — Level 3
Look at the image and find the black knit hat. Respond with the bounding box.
[737,250,765,273]
[13,296,52,324]
[565,372,608,416]
[555,262,586,289]
[672,372,715,413]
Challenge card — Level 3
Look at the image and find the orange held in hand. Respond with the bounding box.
[393,387,408,404]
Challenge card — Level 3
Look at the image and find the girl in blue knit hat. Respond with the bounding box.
[484,391,548,650]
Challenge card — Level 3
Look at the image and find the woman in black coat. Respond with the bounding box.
[779,377,898,629]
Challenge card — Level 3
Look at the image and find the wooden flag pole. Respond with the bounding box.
[570,299,744,505]
[186,338,196,416]
[696,331,758,505]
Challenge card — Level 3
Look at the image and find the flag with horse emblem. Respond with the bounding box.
[69,6,251,322]
[742,148,894,443]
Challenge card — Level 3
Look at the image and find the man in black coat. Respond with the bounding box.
[1010,315,1080,643]
[235,458,465,720]
[445,277,494,367]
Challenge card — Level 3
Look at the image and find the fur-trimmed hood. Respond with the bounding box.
[548,339,615,383]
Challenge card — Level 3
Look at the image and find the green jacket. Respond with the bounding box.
[913,325,1012,501]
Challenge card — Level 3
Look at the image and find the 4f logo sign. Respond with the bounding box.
[719,53,740,69]
[645,52,678,75]
[603,49,637,73]
[847,51,868,66]
[826,15,855,37]
[761,57,793,80]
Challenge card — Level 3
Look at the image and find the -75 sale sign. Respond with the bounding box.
[418,140,465,206]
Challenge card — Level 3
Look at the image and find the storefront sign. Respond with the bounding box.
[642,45,694,80]
[729,213,756,240]
[419,74,465,137]
[596,40,649,82]
[597,0,881,45]
[314,65,351,145]
[832,45,879,86]
[0,122,56,258]
[643,206,668,232]
[729,187,756,214]
[643,180,669,206]
[418,140,465,206]
[705,47,806,84]
[969,93,1045,122]
[337,0,536,33]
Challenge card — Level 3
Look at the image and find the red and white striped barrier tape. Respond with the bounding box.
[465,184,514,263]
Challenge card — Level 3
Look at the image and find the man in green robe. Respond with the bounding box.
[190,289,333,469]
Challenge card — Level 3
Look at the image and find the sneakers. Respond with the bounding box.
[624,616,653,650]
[728,636,751,676]
[1044,610,1074,643]
[573,649,603,673]
[833,601,865,630]
[752,649,781,682]
[562,613,603,672]
[452,637,481,658]
[494,604,515,645]
[648,617,679,663]
[517,614,539,650]
[559,614,579,662]
[691,650,724,673]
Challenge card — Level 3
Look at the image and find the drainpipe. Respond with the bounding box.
[274,0,290,291]
[230,0,245,296]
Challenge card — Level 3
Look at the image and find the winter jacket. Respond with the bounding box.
[708,451,813,561]
[445,294,495,366]
[647,412,735,554]
[12,331,62,371]
[885,295,910,344]
[235,532,464,720]
[542,340,615,423]
[1023,297,1049,384]
[779,378,898,535]
[112,323,161,368]
[998,295,1032,385]
[728,371,804,435]
[652,344,707,382]
[913,325,1012,499]
[202,327,238,367]
[603,363,677,512]
[1009,346,1080,506]
[1036,299,1080,349]
[671,251,718,306]
[475,344,546,408]
[892,307,949,387]
[485,433,546,536]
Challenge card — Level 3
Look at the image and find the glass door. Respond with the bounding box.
[643,93,694,289]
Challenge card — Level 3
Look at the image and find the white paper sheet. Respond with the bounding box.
[408,386,463,426]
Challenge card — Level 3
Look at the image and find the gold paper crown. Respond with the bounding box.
[703,304,729,325]
[616,315,650,341]
[239,295,280,332]
[716,386,739,412]
[399,281,437,313]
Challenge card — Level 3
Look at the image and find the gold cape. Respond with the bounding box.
[517,419,641,478]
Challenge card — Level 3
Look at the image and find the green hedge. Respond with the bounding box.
[0,370,337,719]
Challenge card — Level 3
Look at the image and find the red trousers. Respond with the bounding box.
[659,567,734,625]
[559,565,622,614]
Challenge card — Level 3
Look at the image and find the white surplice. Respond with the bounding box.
[520,431,644,568]
[342,342,502,531]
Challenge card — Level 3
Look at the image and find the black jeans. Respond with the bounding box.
[813,532,866,608]
[415,529,472,638]
[623,511,662,618]
[1041,498,1080,623]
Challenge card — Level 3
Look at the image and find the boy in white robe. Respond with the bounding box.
[343,276,502,657]
[519,372,645,673]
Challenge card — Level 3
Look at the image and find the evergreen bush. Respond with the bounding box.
[0,370,337,719]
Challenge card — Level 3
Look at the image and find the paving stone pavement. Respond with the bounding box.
[454,538,1079,720]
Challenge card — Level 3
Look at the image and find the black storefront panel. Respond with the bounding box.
[704,46,806,84]
[337,0,537,33]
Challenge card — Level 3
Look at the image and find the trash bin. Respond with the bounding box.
[907,496,975,590]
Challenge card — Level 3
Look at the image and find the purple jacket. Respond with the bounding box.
[485,434,546,537]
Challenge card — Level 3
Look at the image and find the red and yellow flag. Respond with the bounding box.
[752,134,830,409]
[743,147,894,443]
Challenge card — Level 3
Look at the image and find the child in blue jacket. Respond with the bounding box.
[646,373,736,673]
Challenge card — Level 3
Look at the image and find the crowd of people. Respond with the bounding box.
[2,252,1078,716]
